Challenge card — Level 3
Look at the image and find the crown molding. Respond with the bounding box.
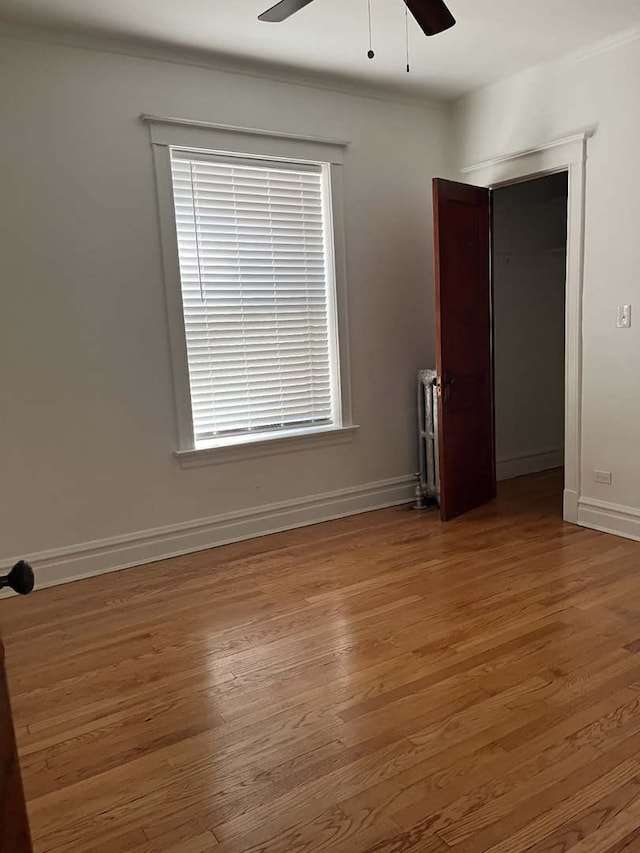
[0,22,449,112]
[455,25,640,106]
[567,25,640,65]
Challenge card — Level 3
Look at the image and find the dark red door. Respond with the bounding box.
[432,178,495,521]
[1,638,33,853]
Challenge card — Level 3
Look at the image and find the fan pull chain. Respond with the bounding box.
[367,0,375,59]
[405,3,410,73]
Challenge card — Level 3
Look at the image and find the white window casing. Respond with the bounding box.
[145,116,356,467]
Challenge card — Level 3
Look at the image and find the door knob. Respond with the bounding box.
[436,374,455,401]
[0,560,35,595]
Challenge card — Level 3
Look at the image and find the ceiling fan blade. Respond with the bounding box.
[258,0,316,23]
[403,0,456,36]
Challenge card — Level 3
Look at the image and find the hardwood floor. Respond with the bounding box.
[3,470,640,852]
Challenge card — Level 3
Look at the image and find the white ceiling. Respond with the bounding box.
[2,0,640,99]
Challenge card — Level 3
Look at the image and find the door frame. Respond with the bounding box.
[460,131,591,524]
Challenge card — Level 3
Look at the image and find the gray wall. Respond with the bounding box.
[0,35,448,579]
[452,36,640,536]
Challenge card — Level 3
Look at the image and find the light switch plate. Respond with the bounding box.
[617,305,632,328]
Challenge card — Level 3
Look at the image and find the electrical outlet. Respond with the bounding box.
[617,305,632,328]
[593,470,612,485]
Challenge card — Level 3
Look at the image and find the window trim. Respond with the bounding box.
[175,424,360,469]
[145,115,356,463]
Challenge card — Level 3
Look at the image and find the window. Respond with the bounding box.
[170,150,340,448]
[144,115,354,465]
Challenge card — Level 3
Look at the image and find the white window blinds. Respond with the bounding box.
[170,150,337,446]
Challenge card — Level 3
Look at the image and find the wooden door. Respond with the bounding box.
[1,637,32,853]
[433,178,495,521]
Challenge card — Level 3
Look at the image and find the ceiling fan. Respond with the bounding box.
[258,0,456,38]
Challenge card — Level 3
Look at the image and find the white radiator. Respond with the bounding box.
[415,369,440,509]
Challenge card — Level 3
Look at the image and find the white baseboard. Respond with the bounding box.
[0,475,415,592]
[563,489,579,524]
[577,497,640,543]
[497,448,564,482]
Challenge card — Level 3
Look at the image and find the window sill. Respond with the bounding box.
[174,425,359,469]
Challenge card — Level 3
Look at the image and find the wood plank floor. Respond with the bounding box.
[4,470,640,852]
